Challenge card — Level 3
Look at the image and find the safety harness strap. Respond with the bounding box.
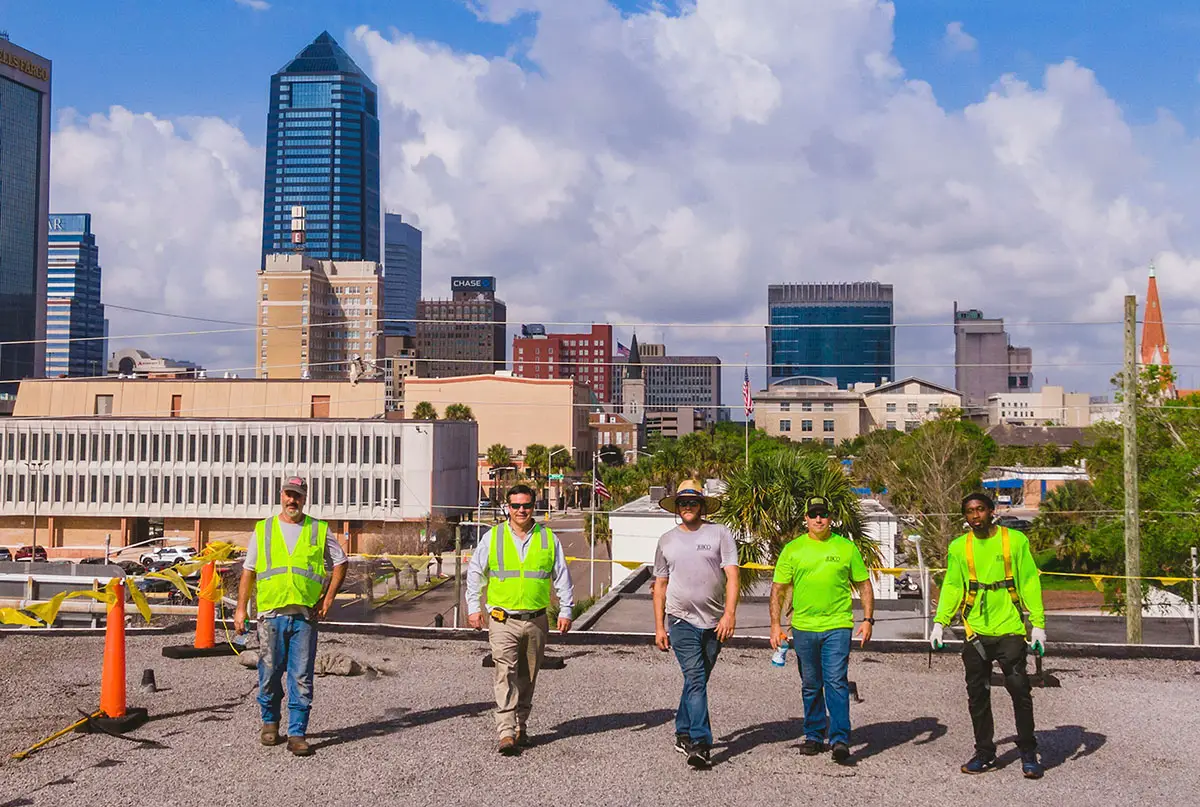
[961,526,1020,640]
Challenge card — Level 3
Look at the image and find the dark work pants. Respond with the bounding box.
[962,634,1036,756]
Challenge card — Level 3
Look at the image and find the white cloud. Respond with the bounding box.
[234,0,271,10]
[944,21,978,55]
[50,106,263,370]
[49,1,1200,399]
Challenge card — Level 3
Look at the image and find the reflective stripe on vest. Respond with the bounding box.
[254,515,328,611]
[961,526,1021,639]
[487,522,555,611]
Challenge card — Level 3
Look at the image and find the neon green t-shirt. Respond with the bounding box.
[772,533,870,632]
[934,528,1045,636]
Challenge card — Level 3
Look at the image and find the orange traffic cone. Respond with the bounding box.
[193,562,215,650]
[83,580,148,733]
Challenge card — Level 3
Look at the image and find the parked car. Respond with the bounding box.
[138,546,196,566]
[116,560,148,576]
[15,545,48,562]
[996,516,1033,532]
[0,547,11,562]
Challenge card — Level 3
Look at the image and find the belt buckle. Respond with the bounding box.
[489,607,509,623]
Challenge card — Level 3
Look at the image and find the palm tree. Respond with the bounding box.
[524,443,549,486]
[1031,480,1100,571]
[486,443,512,502]
[411,401,438,420]
[716,450,879,589]
[444,403,475,421]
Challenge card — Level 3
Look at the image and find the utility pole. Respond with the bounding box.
[1122,294,1142,644]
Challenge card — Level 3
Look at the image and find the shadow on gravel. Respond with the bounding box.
[995,724,1106,771]
[713,719,805,763]
[541,709,674,744]
[147,685,257,724]
[848,717,947,762]
[307,701,493,751]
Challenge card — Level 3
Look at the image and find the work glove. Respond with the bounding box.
[1029,627,1047,656]
[930,623,945,650]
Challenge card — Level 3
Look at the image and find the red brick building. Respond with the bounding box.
[513,324,613,403]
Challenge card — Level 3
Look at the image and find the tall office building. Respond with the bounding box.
[953,303,1033,409]
[257,253,382,379]
[382,213,421,337]
[0,38,51,387]
[767,282,894,389]
[415,277,507,378]
[45,214,105,377]
[512,323,613,403]
[261,32,381,265]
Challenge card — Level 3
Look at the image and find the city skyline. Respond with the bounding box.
[14,3,1200,407]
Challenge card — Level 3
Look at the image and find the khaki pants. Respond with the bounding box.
[488,613,549,739]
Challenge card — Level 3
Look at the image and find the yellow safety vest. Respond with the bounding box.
[486,522,556,612]
[253,515,329,611]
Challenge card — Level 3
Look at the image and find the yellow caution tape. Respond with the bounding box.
[0,578,154,628]
[145,567,194,601]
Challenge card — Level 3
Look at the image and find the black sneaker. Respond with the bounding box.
[961,753,998,774]
[831,742,851,764]
[687,743,712,769]
[674,733,692,754]
[1021,751,1044,780]
[798,739,824,756]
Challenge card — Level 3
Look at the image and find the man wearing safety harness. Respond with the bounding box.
[467,483,573,755]
[234,476,348,757]
[931,492,1046,779]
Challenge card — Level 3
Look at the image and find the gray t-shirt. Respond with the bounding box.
[244,517,348,618]
[653,522,739,630]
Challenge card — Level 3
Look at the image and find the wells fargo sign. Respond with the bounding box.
[0,50,48,83]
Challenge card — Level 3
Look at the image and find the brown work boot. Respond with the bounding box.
[515,729,533,748]
[260,722,282,747]
[287,736,313,757]
[498,735,519,756]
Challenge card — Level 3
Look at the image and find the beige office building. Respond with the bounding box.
[13,378,387,420]
[988,386,1092,427]
[856,377,963,432]
[258,253,382,380]
[753,377,865,446]
[404,374,594,469]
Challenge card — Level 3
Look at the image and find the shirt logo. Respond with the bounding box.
[826,555,840,563]
[696,544,713,551]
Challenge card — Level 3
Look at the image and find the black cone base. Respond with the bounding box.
[77,707,149,734]
[162,644,239,659]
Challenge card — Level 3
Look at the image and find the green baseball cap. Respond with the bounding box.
[805,496,830,515]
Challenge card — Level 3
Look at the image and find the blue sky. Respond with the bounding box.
[8,0,1200,143]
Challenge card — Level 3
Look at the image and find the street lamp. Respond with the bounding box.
[906,534,929,641]
[23,460,48,563]
[547,446,569,513]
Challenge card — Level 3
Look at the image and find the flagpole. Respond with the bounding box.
[744,353,750,467]
[590,448,596,599]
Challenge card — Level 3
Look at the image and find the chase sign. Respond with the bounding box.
[451,276,495,292]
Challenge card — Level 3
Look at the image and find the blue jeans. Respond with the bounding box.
[793,627,853,746]
[257,614,319,737]
[668,616,722,746]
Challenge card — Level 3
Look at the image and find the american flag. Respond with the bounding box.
[616,342,630,359]
[594,476,612,501]
[743,366,754,418]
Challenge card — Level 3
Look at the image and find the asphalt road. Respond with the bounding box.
[3,632,1198,806]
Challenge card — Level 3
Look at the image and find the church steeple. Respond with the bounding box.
[1141,261,1170,367]
[626,333,642,380]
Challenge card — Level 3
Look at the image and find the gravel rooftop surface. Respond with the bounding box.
[2,631,1198,807]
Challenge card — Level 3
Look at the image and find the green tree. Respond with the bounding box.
[444,403,475,421]
[1030,480,1101,571]
[411,401,438,420]
[853,413,995,564]
[524,444,549,482]
[598,444,625,467]
[717,451,880,590]
[486,443,511,468]
[1083,368,1200,593]
[548,444,575,472]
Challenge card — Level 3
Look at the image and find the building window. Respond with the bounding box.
[780,419,791,432]
[780,402,791,412]
[801,402,812,412]
[886,420,897,430]
[349,437,357,464]
[249,477,258,506]
[801,420,813,432]
[823,403,834,412]
[907,402,918,413]
[95,395,113,416]
[905,421,920,432]
[823,437,835,446]
[823,420,835,432]
[886,402,896,413]
[199,477,207,505]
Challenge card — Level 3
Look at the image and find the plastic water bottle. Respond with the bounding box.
[771,640,791,667]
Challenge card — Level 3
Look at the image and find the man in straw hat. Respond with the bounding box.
[652,479,740,769]
[769,495,874,765]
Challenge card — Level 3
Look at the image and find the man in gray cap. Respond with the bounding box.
[235,476,348,756]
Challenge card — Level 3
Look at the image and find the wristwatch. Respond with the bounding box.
[863,617,876,625]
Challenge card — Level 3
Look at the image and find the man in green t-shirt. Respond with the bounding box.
[931,492,1046,780]
[769,496,874,764]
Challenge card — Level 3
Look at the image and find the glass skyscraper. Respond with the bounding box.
[382,213,421,337]
[261,32,381,265]
[46,214,105,377]
[0,38,51,388]
[767,282,895,388]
